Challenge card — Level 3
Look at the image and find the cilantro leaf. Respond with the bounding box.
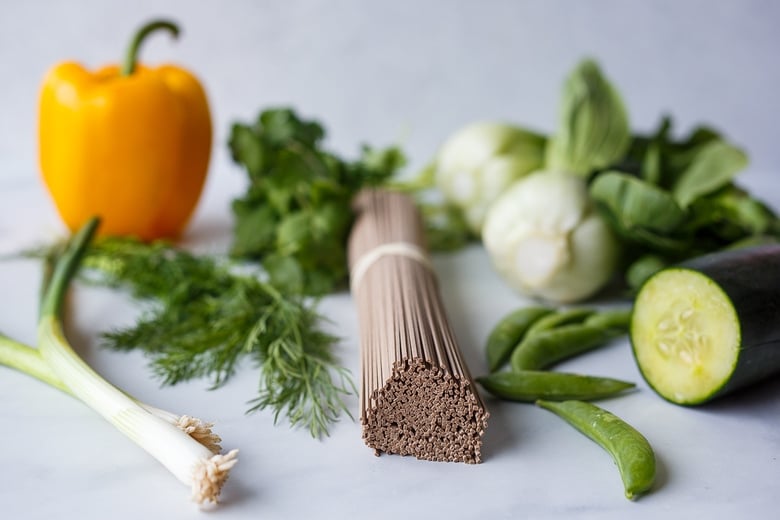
[228,107,405,295]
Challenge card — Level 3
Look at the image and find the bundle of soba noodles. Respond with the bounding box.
[348,189,489,464]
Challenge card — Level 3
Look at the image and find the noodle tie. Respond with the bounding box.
[350,241,432,291]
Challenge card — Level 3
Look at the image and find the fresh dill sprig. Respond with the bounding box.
[83,237,354,438]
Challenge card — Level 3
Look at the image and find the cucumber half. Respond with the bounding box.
[631,246,780,405]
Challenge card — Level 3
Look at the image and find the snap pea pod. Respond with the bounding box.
[583,308,632,336]
[536,400,656,500]
[524,307,595,337]
[510,324,613,371]
[477,370,635,402]
[485,306,553,372]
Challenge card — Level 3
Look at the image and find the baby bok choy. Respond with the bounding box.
[479,60,628,303]
[0,217,237,505]
[431,121,546,234]
[482,171,620,303]
[545,59,631,176]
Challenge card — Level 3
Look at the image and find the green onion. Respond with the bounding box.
[0,333,223,454]
[1,217,237,504]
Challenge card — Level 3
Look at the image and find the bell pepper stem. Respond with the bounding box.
[121,19,180,76]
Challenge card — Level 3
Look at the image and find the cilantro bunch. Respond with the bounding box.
[229,108,405,296]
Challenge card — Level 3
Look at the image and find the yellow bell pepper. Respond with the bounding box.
[39,19,212,241]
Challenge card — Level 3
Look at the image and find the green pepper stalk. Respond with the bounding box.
[33,217,237,504]
[121,19,180,76]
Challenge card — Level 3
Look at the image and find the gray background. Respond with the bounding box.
[1,0,779,191]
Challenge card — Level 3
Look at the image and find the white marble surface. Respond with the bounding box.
[1,1,779,518]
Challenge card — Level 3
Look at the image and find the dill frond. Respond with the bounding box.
[83,237,353,437]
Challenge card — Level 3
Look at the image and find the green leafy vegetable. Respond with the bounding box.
[590,171,687,235]
[585,109,779,291]
[228,107,406,296]
[672,140,748,207]
[687,185,780,240]
[546,59,631,176]
[82,237,353,438]
[589,171,693,257]
[617,117,723,189]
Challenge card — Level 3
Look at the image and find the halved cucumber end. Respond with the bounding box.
[631,268,740,405]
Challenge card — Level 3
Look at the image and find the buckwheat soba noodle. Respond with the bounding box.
[348,189,488,464]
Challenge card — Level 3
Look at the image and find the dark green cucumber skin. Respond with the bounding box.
[633,245,780,404]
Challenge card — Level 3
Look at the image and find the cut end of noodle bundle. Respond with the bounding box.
[348,190,488,464]
[363,358,488,463]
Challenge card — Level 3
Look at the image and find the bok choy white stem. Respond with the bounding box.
[34,217,238,504]
[482,172,620,303]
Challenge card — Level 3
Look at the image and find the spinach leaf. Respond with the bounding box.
[590,171,692,253]
[672,141,748,207]
[590,171,687,234]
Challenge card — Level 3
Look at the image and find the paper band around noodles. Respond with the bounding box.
[350,241,433,292]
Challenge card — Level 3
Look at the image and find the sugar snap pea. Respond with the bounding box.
[524,307,595,337]
[510,323,613,371]
[485,306,553,372]
[477,370,635,402]
[536,400,656,500]
[583,308,632,336]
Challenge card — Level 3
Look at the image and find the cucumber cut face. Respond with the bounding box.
[631,268,741,405]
